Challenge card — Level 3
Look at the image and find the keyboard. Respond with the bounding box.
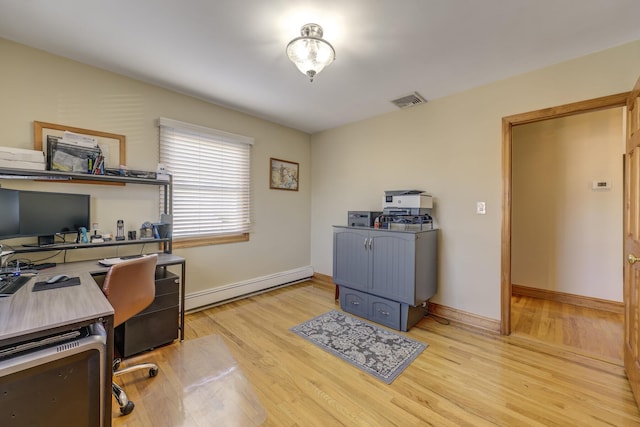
[98,254,145,266]
[0,275,31,296]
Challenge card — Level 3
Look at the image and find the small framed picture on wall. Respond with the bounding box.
[270,157,299,191]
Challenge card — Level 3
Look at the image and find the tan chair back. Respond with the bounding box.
[102,254,158,327]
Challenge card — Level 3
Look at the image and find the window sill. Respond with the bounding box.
[172,233,249,249]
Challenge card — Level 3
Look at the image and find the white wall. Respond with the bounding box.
[0,38,312,301]
[511,108,624,301]
[310,40,640,320]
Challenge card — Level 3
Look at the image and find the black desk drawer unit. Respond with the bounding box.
[115,267,179,357]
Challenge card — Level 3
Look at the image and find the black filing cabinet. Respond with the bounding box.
[114,267,179,357]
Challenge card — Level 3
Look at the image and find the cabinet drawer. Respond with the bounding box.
[115,306,179,357]
[154,269,179,296]
[340,287,368,318]
[368,296,401,329]
[137,292,178,316]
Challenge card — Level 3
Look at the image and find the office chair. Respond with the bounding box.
[101,254,159,415]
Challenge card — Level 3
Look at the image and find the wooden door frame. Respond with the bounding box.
[500,92,629,334]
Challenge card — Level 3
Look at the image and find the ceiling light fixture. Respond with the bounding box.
[286,23,335,82]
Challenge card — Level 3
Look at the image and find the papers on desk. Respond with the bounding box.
[98,254,146,266]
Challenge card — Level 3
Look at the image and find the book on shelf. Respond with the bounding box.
[88,154,105,175]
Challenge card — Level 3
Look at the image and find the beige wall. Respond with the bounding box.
[4,36,639,320]
[0,38,311,298]
[310,40,640,320]
[512,108,624,301]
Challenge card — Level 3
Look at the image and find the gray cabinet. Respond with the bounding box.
[333,226,437,331]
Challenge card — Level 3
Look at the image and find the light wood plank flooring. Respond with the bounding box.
[113,278,639,426]
[511,294,624,362]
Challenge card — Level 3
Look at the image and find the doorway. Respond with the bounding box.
[500,93,629,338]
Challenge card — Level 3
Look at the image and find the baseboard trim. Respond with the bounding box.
[185,266,314,312]
[512,284,623,314]
[312,272,334,285]
[428,303,501,334]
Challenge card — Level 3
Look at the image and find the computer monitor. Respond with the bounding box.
[18,190,90,245]
[0,188,20,239]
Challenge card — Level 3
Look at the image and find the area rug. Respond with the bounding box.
[290,310,427,384]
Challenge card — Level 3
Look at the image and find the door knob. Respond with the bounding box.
[628,254,640,264]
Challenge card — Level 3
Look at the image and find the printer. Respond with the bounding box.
[379,190,433,230]
[382,189,432,215]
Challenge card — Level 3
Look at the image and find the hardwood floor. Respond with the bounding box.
[112,278,639,426]
[511,294,624,362]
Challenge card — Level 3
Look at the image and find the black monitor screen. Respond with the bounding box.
[18,190,90,237]
[0,188,20,239]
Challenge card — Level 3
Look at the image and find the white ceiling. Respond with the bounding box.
[1,0,639,134]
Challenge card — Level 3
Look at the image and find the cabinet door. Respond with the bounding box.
[333,228,370,291]
[369,231,416,303]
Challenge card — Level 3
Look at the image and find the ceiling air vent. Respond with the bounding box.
[390,92,427,109]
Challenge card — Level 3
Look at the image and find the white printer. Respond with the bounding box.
[382,190,432,214]
[380,190,434,230]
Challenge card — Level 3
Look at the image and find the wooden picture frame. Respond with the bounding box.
[269,157,299,191]
[34,121,126,170]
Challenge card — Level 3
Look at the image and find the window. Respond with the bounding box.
[158,118,252,247]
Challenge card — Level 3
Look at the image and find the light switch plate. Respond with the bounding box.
[476,201,486,215]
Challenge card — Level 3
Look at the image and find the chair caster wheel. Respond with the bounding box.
[149,367,158,377]
[120,401,135,415]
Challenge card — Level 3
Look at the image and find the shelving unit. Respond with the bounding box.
[0,165,187,344]
[8,238,171,254]
[0,166,170,185]
[0,166,173,253]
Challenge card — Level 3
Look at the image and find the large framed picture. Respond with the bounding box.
[270,157,299,191]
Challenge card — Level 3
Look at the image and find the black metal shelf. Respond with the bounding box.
[9,238,170,254]
[0,167,170,186]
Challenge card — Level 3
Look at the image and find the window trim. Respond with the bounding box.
[172,232,249,249]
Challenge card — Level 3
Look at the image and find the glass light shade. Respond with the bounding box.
[286,24,335,82]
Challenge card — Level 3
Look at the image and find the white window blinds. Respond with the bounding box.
[158,118,253,240]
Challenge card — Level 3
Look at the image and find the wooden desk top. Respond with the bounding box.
[0,253,185,344]
[0,271,113,343]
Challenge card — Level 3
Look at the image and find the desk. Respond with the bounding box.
[39,253,187,342]
[0,252,186,426]
[0,271,114,426]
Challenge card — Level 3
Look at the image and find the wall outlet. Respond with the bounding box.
[476,201,486,215]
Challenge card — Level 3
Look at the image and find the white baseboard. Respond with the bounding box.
[185,266,314,311]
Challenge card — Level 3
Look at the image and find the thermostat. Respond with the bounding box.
[592,180,611,190]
